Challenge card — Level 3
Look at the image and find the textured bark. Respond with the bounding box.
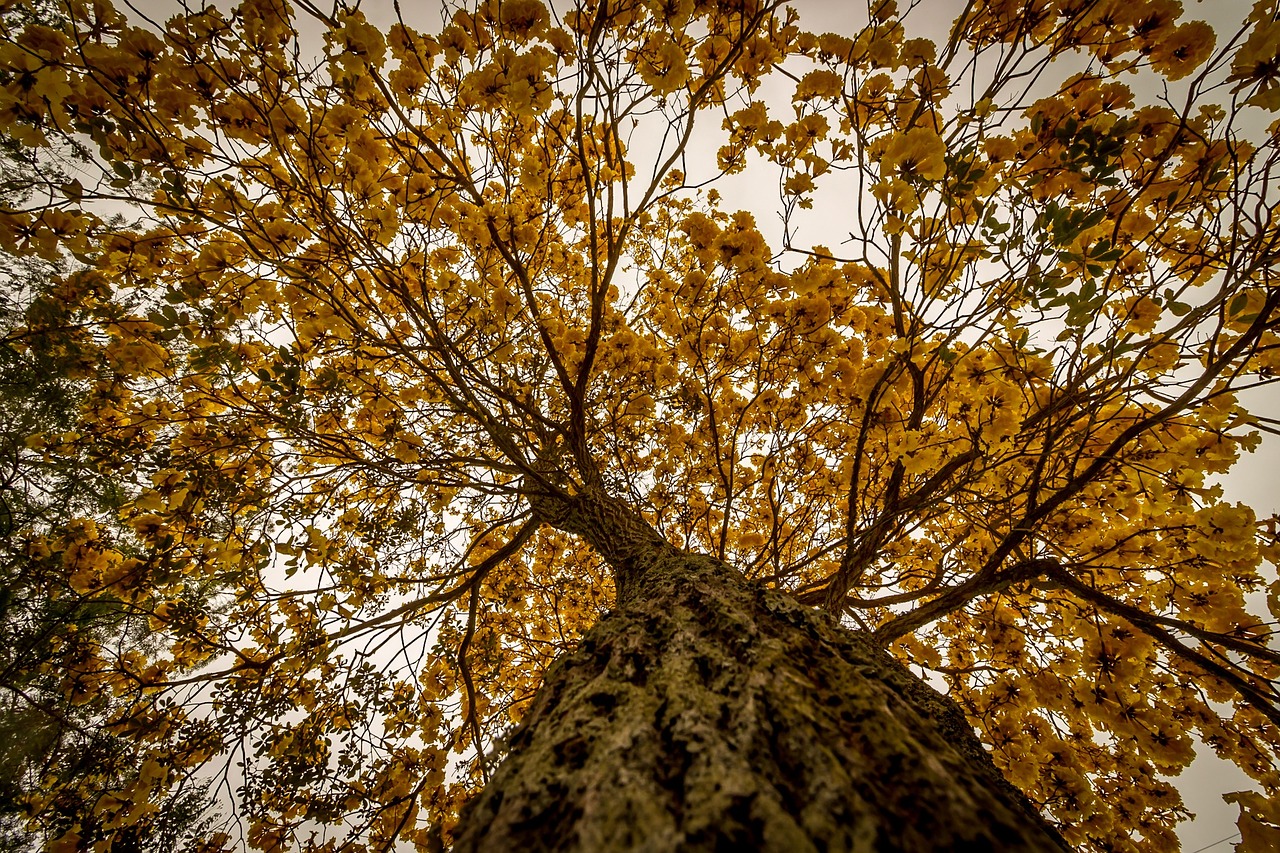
[452,537,1071,852]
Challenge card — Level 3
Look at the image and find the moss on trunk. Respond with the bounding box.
[453,549,1069,851]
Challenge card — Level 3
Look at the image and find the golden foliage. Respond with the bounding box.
[3,0,1280,849]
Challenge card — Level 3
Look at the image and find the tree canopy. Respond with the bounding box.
[3,0,1280,849]
[0,56,218,850]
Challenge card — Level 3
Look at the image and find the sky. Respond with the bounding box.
[118,0,1279,848]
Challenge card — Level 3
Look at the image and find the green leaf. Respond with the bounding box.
[1080,209,1106,230]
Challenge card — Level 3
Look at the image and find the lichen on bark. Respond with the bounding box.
[452,527,1070,852]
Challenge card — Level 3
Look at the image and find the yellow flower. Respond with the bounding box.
[1230,19,1280,108]
[1150,21,1215,81]
[638,33,690,96]
[881,126,947,181]
[330,10,386,67]
[871,176,919,214]
[389,65,427,105]
[497,0,549,40]
[1121,295,1161,335]
[794,69,843,102]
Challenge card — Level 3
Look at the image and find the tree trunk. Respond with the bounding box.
[452,527,1070,852]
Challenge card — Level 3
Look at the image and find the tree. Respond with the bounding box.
[2,0,1280,849]
[0,51,219,852]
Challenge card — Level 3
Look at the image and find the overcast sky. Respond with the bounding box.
[118,0,1278,848]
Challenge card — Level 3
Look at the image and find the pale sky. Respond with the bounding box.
[117,0,1280,849]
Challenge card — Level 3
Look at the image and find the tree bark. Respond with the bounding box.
[452,522,1070,852]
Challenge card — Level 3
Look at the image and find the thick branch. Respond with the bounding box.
[525,481,682,603]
